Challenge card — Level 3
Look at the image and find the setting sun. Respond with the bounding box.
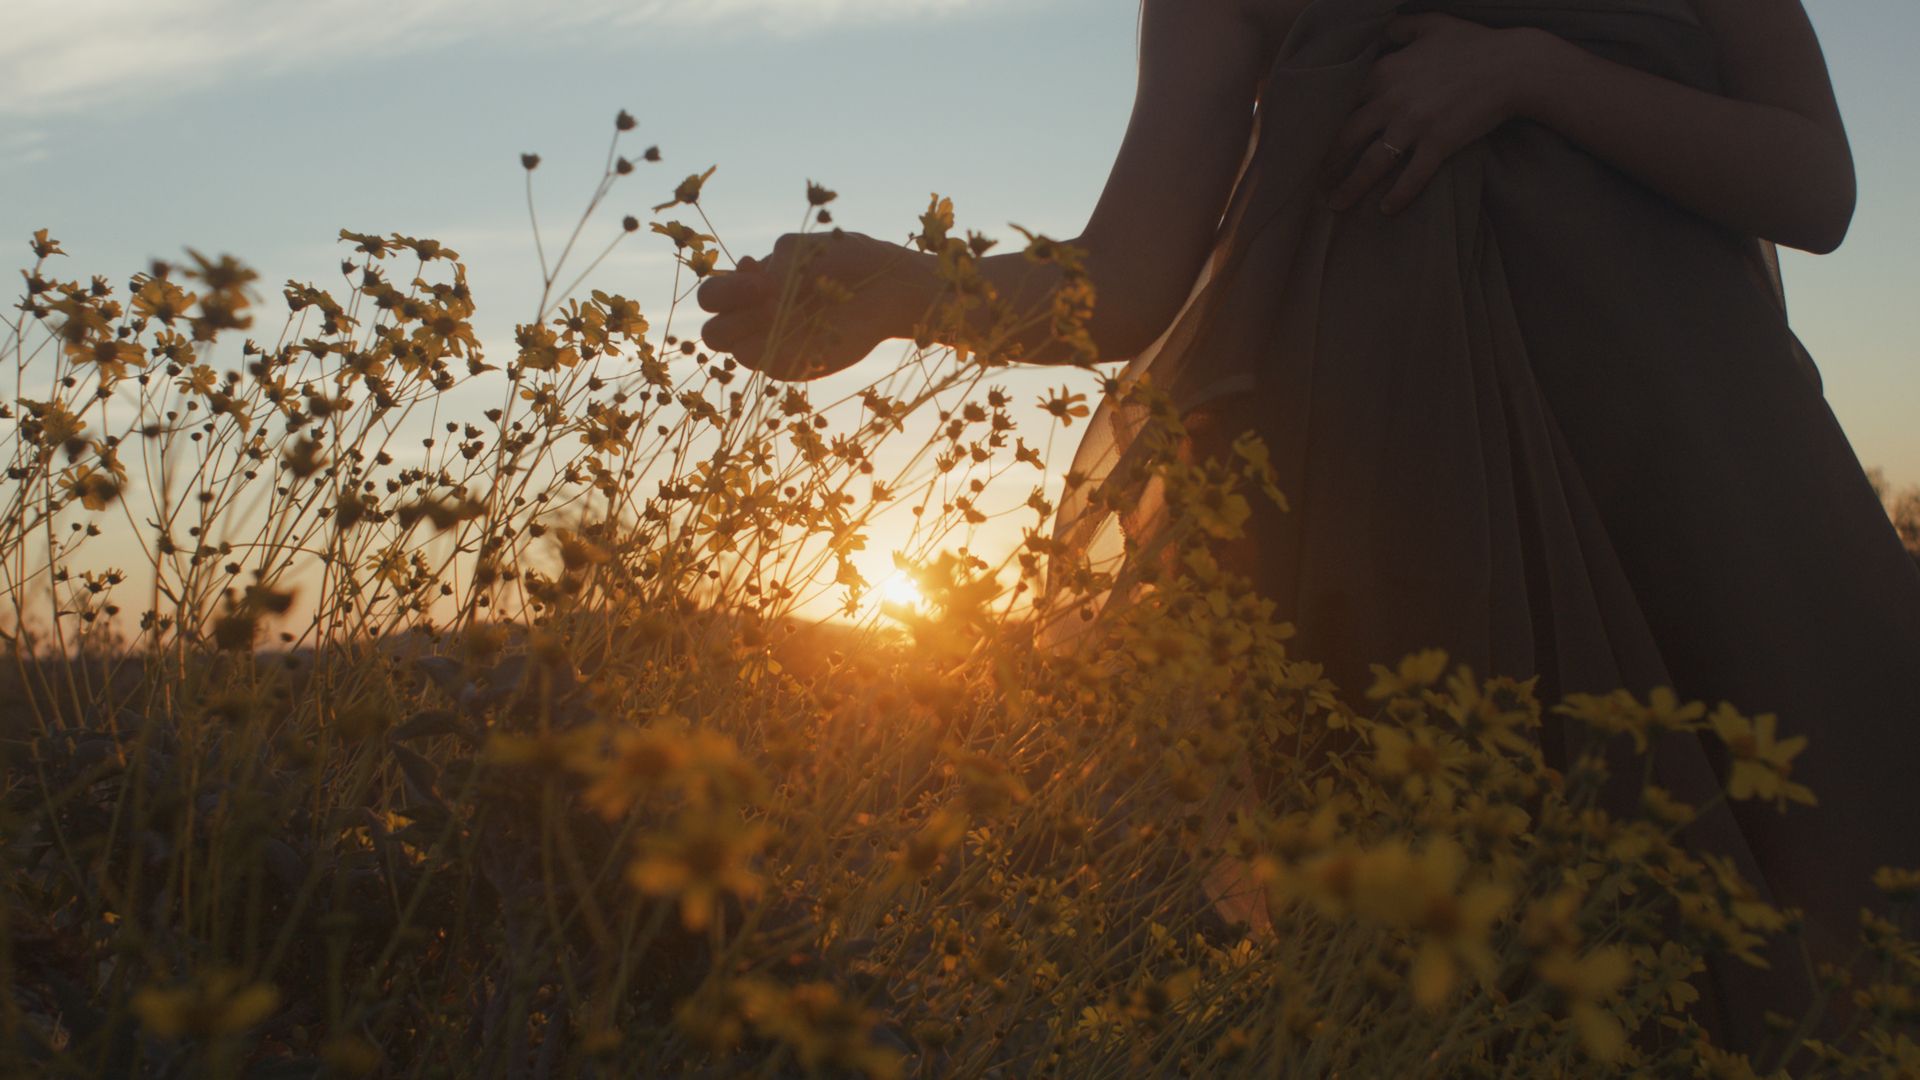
[877,569,925,612]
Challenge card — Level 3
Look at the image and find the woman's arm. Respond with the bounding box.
[698,0,1285,378]
[1031,0,1283,359]
[1324,1,1856,254]
[1515,0,1855,253]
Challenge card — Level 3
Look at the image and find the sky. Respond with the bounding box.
[2,0,1916,588]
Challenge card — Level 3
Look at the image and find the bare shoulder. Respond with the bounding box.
[1136,0,1291,95]
[1685,0,1845,129]
[1141,0,1299,58]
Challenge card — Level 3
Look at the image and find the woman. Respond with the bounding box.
[699,0,1920,1045]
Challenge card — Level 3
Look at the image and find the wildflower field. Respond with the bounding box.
[5,115,1920,1079]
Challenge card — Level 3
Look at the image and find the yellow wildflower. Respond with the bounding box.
[1641,785,1697,827]
[1522,887,1587,953]
[1874,866,1920,902]
[1861,1030,1920,1074]
[1707,704,1815,809]
[1435,666,1539,758]
[887,809,968,890]
[627,813,770,931]
[1675,853,1787,967]
[732,979,903,1080]
[581,725,691,820]
[482,728,596,774]
[1630,941,1704,1012]
[1371,723,1472,808]
[131,969,280,1039]
[1038,386,1090,427]
[1179,470,1252,540]
[1230,429,1289,510]
[1535,946,1632,1061]
[951,748,1030,816]
[1644,685,1707,735]
[133,275,198,325]
[63,464,121,511]
[321,1035,382,1075]
[1552,688,1651,752]
[1291,839,1511,1007]
[653,165,717,213]
[1366,648,1450,700]
[1692,1042,1781,1079]
[679,727,769,809]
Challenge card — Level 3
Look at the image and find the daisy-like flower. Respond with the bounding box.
[628,813,771,931]
[1874,866,1920,902]
[733,979,903,1080]
[1291,839,1512,1008]
[1552,688,1652,753]
[1535,946,1633,1062]
[1708,703,1816,810]
[1643,685,1707,738]
[1372,723,1472,808]
[1366,648,1450,701]
[1434,667,1540,758]
[580,725,691,820]
[132,969,281,1039]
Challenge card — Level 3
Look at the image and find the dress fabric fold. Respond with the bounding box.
[1051,0,1920,1042]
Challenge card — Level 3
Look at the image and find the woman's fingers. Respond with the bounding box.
[695,265,772,314]
[1326,134,1412,212]
[1321,13,1492,215]
[704,305,835,379]
[1323,98,1396,183]
[696,231,892,380]
[1377,143,1445,215]
[694,274,730,314]
[701,305,775,361]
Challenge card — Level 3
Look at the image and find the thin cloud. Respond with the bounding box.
[0,129,50,168]
[0,0,1012,116]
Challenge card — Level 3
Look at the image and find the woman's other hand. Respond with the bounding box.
[1321,15,1548,215]
[696,230,928,381]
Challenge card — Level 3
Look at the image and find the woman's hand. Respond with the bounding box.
[1321,15,1547,215]
[696,230,928,381]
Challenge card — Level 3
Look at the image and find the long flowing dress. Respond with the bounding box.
[1051,0,1920,1045]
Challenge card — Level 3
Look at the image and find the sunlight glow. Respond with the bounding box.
[877,570,925,612]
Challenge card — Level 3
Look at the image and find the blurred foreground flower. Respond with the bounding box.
[131,970,280,1039]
